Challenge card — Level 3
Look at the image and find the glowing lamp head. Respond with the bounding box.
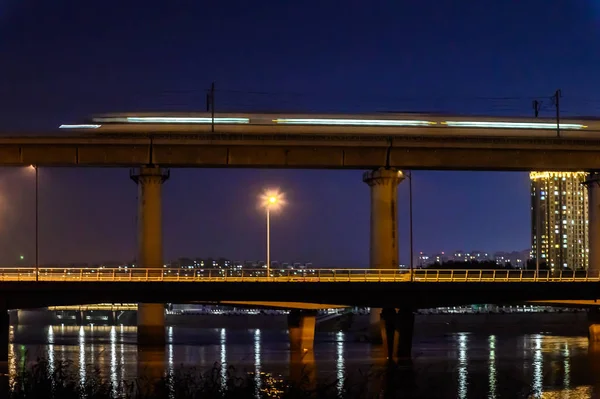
[261,190,285,211]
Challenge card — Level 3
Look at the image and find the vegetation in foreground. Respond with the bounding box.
[7,357,374,398]
[4,357,557,398]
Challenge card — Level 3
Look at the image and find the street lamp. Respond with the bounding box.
[260,190,284,277]
[29,165,39,281]
[406,171,414,282]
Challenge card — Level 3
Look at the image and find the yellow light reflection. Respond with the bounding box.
[563,343,570,391]
[47,326,55,375]
[532,334,543,397]
[110,326,117,397]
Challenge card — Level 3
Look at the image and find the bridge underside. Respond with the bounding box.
[5,281,600,310]
[1,135,600,170]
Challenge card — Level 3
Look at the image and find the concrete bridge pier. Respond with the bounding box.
[110,311,117,325]
[380,308,414,360]
[290,348,316,390]
[588,308,600,342]
[131,166,169,347]
[288,310,316,352]
[76,310,84,325]
[363,168,404,343]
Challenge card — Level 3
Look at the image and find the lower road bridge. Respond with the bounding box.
[1,267,600,361]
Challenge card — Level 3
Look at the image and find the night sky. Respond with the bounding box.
[0,1,598,267]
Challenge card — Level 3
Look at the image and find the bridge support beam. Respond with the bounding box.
[586,172,600,274]
[363,168,404,343]
[288,310,316,352]
[380,308,414,360]
[131,166,169,347]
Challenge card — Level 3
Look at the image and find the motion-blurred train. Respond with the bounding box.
[58,112,600,138]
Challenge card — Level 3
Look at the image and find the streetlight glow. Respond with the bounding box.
[260,190,285,211]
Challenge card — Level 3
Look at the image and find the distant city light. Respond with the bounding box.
[273,118,435,126]
[442,121,587,130]
[19,255,24,260]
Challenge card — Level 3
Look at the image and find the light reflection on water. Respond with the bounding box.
[457,332,468,399]
[336,330,344,395]
[7,325,600,398]
[488,335,496,399]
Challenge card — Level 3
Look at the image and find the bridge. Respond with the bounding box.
[2,266,600,360]
[1,112,600,170]
[5,111,600,361]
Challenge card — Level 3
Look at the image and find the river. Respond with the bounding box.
[8,325,600,398]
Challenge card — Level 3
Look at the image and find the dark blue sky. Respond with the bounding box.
[0,1,598,266]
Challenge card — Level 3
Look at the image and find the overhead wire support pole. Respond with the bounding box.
[532,100,541,118]
[553,89,562,138]
[206,82,215,133]
[408,171,414,282]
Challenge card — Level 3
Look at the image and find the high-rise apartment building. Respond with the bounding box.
[530,171,588,270]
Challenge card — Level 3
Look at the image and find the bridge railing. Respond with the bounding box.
[0,268,595,282]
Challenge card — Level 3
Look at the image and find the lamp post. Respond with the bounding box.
[407,171,414,282]
[261,190,284,277]
[29,165,39,281]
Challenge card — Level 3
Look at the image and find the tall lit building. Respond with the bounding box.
[530,171,589,270]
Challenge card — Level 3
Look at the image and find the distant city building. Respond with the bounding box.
[452,250,467,262]
[530,171,589,270]
[469,251,489,262]
[417,252,430,267]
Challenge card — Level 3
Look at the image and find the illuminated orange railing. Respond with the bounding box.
[0,268,594,283]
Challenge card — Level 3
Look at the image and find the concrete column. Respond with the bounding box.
[363,168,404,269]
[380,308,398,360]
[586,173,600,275]
[363,168,404,343]
[288,310,316,352]
[396,308,415,359]
[589,308,600,342]
[131,166,169,347]
[379,308,415,360]
[76,311,84,325]
[290,349,316,390]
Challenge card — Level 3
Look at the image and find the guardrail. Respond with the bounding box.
[0,268,597,282]
[48,303,137,311]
